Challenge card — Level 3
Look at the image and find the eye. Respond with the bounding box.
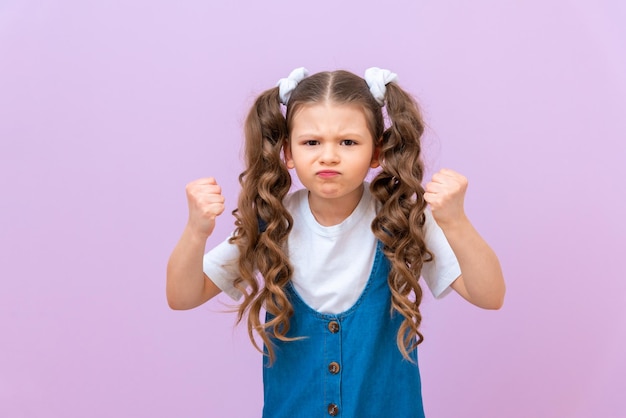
[303,140,319,146]
[341,139,357,146]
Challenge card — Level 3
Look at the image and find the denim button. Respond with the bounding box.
[328,321,340,333]
[328,403,339,416]
[328,362,340,374]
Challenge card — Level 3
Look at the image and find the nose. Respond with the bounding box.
[319,143,339,165]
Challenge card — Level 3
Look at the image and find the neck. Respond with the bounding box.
[308,184,365,226]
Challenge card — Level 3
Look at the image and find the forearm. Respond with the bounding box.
[440,215,505,309]
[166,225,212,310]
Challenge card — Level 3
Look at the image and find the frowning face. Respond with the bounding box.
[285,102,379,213]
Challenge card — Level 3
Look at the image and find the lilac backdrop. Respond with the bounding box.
[1,0,625,417]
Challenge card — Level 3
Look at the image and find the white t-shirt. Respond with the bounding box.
[203,186,461,314]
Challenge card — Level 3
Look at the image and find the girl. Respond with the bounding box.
[167,67,505,418]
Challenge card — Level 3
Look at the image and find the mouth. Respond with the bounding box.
[316,170,340,178]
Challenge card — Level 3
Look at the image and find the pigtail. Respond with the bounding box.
[230,87,296,364]
[370,82,433,360]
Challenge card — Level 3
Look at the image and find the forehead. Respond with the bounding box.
[290,102,371,134]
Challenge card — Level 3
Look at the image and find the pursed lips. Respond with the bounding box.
[316,170,340,178]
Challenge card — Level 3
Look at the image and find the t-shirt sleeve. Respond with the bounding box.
[202,234,243,301]
[420,209,461,299]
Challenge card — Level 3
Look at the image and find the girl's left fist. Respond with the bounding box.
[424,168,468,226]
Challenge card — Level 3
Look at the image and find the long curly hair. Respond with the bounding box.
[230,70,432,362]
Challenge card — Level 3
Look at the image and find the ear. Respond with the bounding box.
[284,139,295,169]
[370,140,381,169]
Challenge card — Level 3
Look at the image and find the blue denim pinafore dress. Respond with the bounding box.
[263,242,426,418]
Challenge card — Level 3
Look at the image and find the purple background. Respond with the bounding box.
[1,0,625,417]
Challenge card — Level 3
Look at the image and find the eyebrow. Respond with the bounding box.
[292,132,367,139]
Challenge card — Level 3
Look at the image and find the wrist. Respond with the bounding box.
[184,223,212,244]
[436,213,471,234]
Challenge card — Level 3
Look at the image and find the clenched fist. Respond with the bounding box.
[424,169,468,227]
[185,177,225,238]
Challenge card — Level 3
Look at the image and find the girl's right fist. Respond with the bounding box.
[185,177,225,238]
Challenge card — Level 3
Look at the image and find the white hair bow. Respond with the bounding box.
[364,67,398,106]
[277,67,309,105]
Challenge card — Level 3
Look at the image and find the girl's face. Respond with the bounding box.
[285,102,380,210]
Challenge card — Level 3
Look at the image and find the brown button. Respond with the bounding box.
[328,403,339,416]
[328,321,340,333]
[328,361,340,374]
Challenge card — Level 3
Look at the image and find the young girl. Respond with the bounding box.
[167,67,505,418]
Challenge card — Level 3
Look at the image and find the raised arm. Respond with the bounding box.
[166,178,225,310]
[424,169,505,309]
